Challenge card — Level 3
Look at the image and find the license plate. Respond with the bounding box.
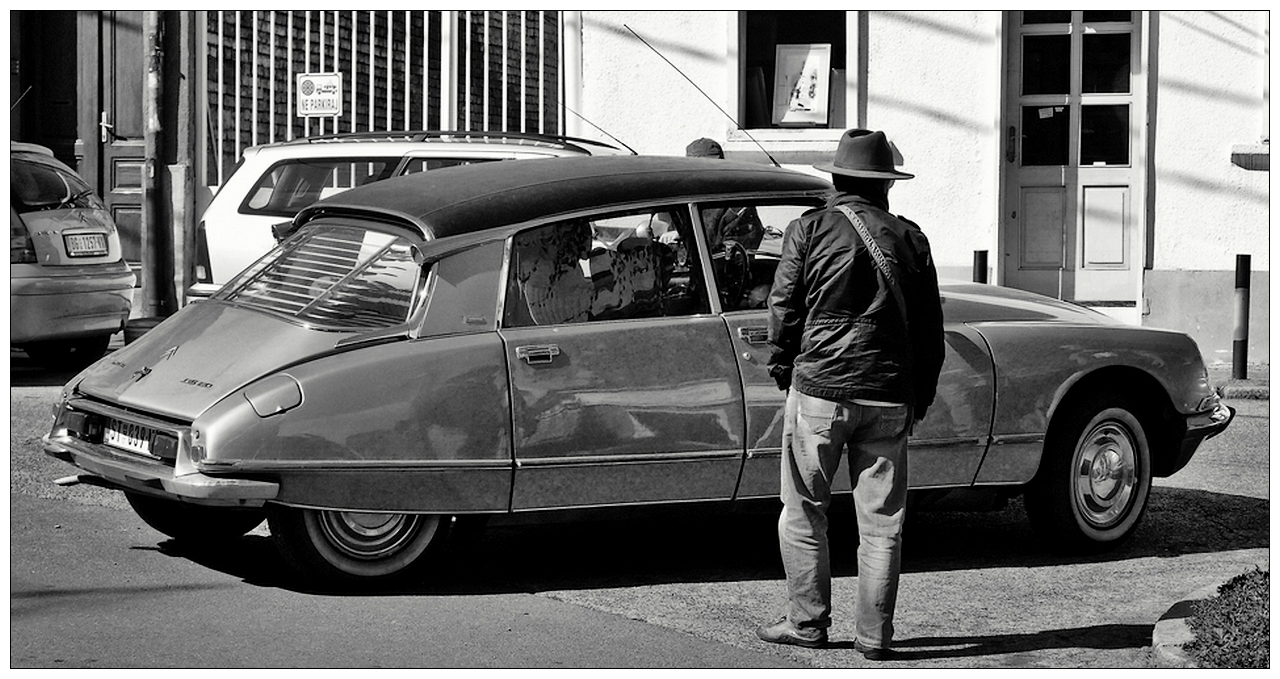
[104,418,155,457]
[65,233,109,257]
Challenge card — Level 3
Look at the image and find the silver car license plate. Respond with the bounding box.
[104,418,155,457]
[65,233,109,257]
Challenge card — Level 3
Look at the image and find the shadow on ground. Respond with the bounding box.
[150,486,1267,597]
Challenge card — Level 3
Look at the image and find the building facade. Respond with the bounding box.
[10,10,1269,364]
[572,10,1270,365]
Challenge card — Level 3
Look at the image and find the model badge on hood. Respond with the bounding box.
[130,366,152,382]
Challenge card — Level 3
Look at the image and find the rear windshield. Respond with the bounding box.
[10,157,103,214]
[221,224,427,330]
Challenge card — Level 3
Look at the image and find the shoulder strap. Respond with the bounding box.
[836,205,909,331]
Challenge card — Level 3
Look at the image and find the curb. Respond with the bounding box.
[1151,583,1219,668]
[1220,384,1268,400]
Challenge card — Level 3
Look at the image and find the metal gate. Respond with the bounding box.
[202,10,562,186]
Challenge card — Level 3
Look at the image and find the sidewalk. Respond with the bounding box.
[1207,362,1268,400]
[1150,361,1266,668]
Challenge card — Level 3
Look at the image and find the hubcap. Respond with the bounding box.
[316,511,426,561]
[1073,422,1138,528]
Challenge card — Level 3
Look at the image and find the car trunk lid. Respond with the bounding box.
[74,301,357,420]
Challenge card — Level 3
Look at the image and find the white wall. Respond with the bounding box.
[863,11,1003,275]
[577,11,1005,276]
[577,11,733,157]
[1149,10,1270,272]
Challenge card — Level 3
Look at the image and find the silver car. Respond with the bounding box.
[44,155,1234,585]
[11,142,134,369]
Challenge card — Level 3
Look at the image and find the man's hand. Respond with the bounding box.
[769,364,792,391]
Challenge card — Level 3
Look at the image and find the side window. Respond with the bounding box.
[705,202,820,311]
[240,158,399,217]
[503,208,710,328]
[401,157,502,175]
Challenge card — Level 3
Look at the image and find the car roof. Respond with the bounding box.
[244,130,630,159]
[11,141,56,157]
[297,155,835,239]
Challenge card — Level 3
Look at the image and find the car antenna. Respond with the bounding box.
[565,106,639,155]
[624,23,781,168]
[10,86,32,111]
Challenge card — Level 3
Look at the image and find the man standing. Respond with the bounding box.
[756,129,945,660]
[677,138,765,250]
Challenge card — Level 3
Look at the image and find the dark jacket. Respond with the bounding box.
[766,193,944,417]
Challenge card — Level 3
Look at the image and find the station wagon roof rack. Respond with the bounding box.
[277,130,629,156]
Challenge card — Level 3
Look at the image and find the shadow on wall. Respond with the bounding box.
[1144,269,1269,365]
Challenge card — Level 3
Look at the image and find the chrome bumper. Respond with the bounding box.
[43,433,279,508]
[1185,401,1235,442]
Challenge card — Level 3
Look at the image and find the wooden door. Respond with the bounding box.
[79,10,146,274]
[1001,11,1145,317]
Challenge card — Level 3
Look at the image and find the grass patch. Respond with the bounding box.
[1183,567,1269,669]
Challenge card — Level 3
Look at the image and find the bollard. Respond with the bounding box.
[973,250,988,284]
[1233,254,1250,380]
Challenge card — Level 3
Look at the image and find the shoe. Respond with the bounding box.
[853,639,896,661]
[756,617,827,648]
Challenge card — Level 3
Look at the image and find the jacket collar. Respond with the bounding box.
[827,192,889,212]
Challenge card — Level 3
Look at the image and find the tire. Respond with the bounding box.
[22,335,111,371]
[1025,395,1153,552]
[266,504,448,585]
[126,492,266,542]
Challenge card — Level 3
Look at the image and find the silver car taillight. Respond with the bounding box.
[10,215,36,263]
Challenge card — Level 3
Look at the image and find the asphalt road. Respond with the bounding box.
[8,353,1270,668]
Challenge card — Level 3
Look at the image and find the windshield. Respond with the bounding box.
[10,157,103,213]
[222,224,427,330]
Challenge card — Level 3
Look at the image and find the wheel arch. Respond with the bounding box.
[1044,365,1182,478]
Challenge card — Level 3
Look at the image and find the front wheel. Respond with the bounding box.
[1025,395,1153,552]
[126,492,265,542]
[266,505,448,585]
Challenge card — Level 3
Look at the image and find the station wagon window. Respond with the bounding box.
[240,158,401,217]
[503,208,710,327]
[222,224,426,330]
[706,201,820,311]
[400,157,502,174]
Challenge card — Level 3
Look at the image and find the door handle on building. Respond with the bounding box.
[99,112,128,143]
[515,344,561,365]
[1006,125,1016,164]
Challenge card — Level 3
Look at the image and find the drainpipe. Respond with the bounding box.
[141,11,166,318]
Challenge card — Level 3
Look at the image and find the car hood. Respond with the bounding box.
[74,301,354,421]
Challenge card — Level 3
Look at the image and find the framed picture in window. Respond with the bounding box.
[772,43,832,126]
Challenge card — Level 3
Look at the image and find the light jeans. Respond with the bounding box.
[777,390,910,648]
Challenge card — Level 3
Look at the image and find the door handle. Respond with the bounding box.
[99,111,128,143]
[737,326,770,345]
[1006,125,1017,164]
[515,344,561,365]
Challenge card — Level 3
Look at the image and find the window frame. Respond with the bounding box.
[728,11,861,148]
[500,204,713,329]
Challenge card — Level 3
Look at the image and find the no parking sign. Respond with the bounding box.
[296,72,343,118]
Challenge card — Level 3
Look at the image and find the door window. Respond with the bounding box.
[503,208,709,327]
[703,202,819,311]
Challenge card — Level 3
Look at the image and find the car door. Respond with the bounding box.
[716,203,997,499]
[499,207,746,511]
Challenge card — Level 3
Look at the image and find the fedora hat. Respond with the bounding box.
[813,129,913,180]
